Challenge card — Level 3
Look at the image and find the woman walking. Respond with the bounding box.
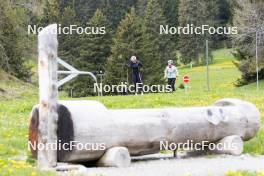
[164,60,179,92]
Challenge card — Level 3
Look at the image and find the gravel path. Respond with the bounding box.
[82,154,264,176]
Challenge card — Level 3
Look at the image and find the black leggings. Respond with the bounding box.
[132,73,142,93]
[168,78,176,91]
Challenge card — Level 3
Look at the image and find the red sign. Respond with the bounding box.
[183,75,190,83]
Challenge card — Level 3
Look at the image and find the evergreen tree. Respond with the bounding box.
[201,0,218,62]
[58,7,85,97]
[100,0,137,29]
[179,0,232,65]
[73,0,102,23]
[40,0,60,26]
[159,0,179,28]
[136,0,180,28]
[178,0,205,65]
[80,9,112,72]
[105,7,143,86]
[159,0,180,62]
[141,0,171,84]
[0,0,31,80]
[204,0,232,48]
[58,6,79,64]
[232,0,264,85]
[65,9,112,97]
[135,0,148,17]
[215,0,233,47]
[60,0,74,10]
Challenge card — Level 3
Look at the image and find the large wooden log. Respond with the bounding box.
[29,98,260,164]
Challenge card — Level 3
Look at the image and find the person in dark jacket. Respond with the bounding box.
[127,56,143,95]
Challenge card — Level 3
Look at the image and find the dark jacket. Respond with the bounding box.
[127,61,143,75]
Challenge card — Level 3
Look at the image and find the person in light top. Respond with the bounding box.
[164,60,179,91]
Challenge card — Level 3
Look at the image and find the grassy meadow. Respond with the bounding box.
[0,49,263,175]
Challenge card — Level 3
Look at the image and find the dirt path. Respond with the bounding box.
[82,154,264,176]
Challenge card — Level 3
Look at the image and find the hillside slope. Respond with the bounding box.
[0,70,37,101]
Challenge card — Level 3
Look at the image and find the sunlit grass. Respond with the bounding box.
[225,170,264,176]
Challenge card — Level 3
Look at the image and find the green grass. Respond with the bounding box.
[225,170,264,176]
[0,48,263,175]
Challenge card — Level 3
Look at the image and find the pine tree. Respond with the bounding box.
[73,0,102,22]
[141,0,171,85]
[65,9,112,97]
[159,0,180,63]
[201,0,218,62]
[101,0,137,29]
[178,0,205,65]
[159,0,179,28]
[232,0,264,85]
[214,0,233,47]
[80,9,112,72]
[135,0,148,17]
[58,7,87,97]
[203,0,226,49]
[0,0,31,80]
[58,6,79,64]
[105,7,143,86]
[40,0,60,26]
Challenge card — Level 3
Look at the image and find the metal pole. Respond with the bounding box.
[100,74,103,96]
[71,88,73,98]
[206,39,210,91]
[256,31,259,91]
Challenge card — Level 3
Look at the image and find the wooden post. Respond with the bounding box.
[255,31,259,91]
[205,39,210,91]
[38,24,58,168]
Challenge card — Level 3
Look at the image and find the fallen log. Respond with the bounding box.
[29,98,260,165]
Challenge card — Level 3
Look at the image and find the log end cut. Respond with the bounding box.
[28,104,74,161]
[214,98,261,140]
